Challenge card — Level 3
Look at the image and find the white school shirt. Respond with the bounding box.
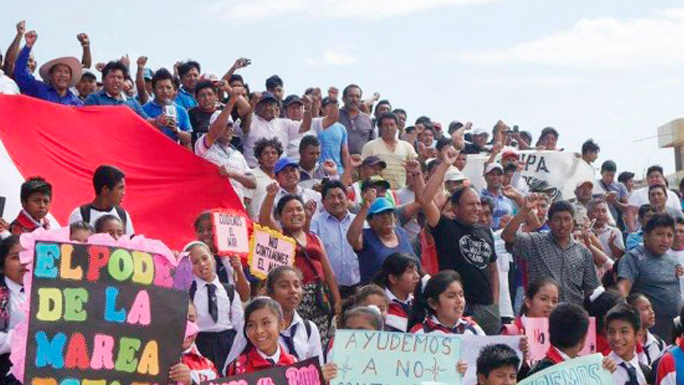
[494,229,515,318]
[225,310,323,367]
[412,315,486,336]
[609,351,647,385]
[0,277,25,355]
[637,330,667,366]
[68,205,135,235]
[192,276,243,333]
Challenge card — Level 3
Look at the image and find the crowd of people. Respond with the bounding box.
[2,20,684,385]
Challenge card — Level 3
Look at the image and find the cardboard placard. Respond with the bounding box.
[247,224,296,280]
[201,357,322,385]
[518,353,613,385]
[212,209,251,258]
[332,330,463,385]
[525,317,597,367]
[23,241,188,385]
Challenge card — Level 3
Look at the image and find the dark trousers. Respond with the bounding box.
[195,329,237,374]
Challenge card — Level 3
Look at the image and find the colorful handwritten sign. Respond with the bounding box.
[212,209,251,258]
[460,335,523,385]
[525,317,597,367]
[518,353,613,385]
[331,329,462,385]
[248,224,296,280]
[22,241,188,385]
[202,357,322,385]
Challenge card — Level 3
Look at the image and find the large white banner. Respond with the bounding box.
[463,150,603,200]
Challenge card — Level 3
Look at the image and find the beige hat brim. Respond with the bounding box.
[39,57,82,88]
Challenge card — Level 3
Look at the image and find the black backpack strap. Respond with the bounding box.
[221,282,235,303]
[189,281,197,301]
[639,361,653,385]
[79,204,93,223]
[304,320,312,339]
[114,206,128,231]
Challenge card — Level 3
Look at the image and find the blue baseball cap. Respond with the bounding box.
[367,198,395,218]
[274,157,299,174]
[143,68,154,80]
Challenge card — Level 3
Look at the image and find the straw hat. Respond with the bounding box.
[39,56,82,88]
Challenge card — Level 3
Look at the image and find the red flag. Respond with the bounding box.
[0,95,244,250]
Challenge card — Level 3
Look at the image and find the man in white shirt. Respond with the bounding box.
[195,106,256,206]
[240,92,313,167]
[626,165,681,231]
[68,165,134,234]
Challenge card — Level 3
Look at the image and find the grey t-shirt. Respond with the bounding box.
[618,245,682,320]
[338,108,375,155]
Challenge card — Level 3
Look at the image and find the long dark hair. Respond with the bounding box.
[240,297,284,354]
[372,253,417,289]
[408,270,461,330]
[520,278,559,315]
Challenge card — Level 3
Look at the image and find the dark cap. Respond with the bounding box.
[361,176,391,192]
[321,97,338,107]
[257,91,278,104]
[283,94,303,107]
[361,155,387,169]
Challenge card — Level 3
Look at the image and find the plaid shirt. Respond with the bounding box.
[512,231,599,304]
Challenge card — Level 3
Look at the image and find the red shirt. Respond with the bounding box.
[225,345,298,376]
[8,210,49,235]
[293,233,325,284]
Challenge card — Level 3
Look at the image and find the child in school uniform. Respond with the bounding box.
[194,212,250,301]
[224,297,339,381]
[526,302,617,378]
[584,286,624,356]
[0,236,27,384]
[606,303,652,385]
[349,284,390,320]
[226,266,324,365]
[8,177,52,235]
[94,214,125,240]
[68,221,94,242]
[408,270,486,336]
[476,344,521,385]
[186,241,243,372]
[627,293,667,367]
[655,306,684,385]
[326,305,386,363]
[501,278,559,336]
[180,301,220,383]
[372,253,420,332]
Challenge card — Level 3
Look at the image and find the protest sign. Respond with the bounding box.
[332,329,462,385]
[248,224,296,280]
[462,150,602,201]
[212,208,251,259]
[525,317,597,367]
[460,335,523,385]
[15,236,188,385]
[202,358,323,385]
[518,353,613,385]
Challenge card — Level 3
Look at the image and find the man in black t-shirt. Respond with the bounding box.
[419,140,500,335]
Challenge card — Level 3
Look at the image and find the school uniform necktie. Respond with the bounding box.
[267,358,276,366]
[620,362,639,385]
[207,283,218,323]
[280,323,299,359]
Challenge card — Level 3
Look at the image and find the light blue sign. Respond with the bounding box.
[519,353,613,385]
[332,330,462,385]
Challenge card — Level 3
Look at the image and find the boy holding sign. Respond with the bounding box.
[526,303,616,378]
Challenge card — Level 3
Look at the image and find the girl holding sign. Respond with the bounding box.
[259,190,342,347]
[373,253,420,332]
[501,278,560,336]
[194,212,251,301]
[225,297,339,381]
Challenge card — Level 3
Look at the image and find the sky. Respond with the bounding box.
[3,0,684,179]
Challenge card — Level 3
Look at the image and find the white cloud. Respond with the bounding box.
[456,7,684,69]
[205,0,499,22]
[307,46,359,66]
